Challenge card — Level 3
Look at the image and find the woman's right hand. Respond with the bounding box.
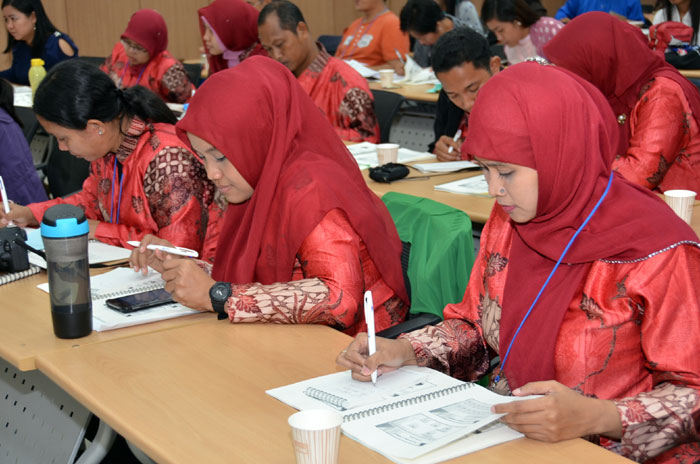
[129,234,174,274]
[336,333,418,381]
[0,203,38,228]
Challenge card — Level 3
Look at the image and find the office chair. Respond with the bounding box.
[377,192,475,339]
[371,89,405,143]
[77,56,106,68]
[318,35,342,56]
[44,137,90,198]
[15,106,39,143]
[182,62,202,88]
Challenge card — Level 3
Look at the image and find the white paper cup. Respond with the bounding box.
[379,69,394,88]
[289,409,342,464]
[376,143,399,165]
[664,189,696,224]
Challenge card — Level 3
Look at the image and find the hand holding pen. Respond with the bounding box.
[434,129,463,162]
[128,234,197,275]
[0,177,38,228]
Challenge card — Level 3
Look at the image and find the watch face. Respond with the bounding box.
[214,287,226,298]
[211,282,230,301]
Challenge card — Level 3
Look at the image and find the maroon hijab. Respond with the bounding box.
[464,62,697,388]
[176,57,408,303]
[544,12,700,149]
[198,0,264,74]
[121,9,168,57]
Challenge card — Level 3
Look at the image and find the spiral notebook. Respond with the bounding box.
[267,366,532,463]
[37,267,198,331]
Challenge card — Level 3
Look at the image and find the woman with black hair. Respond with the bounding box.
[481,0,563,64]
[653,0,700,46]
[0,60,224,263]
[0,0,78,85]
[0,78,46,204]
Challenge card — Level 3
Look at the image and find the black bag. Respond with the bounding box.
[665,48,700,69]
[369,163,409,183]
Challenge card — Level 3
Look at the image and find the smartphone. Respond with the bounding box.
[105,288,174,313]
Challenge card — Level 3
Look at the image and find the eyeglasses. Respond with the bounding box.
[121,39,148,54]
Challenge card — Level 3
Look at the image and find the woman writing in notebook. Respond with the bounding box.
[337,62,700,462]
[101,9,194,104]
[0,60,223,263]
[129,57,408,336]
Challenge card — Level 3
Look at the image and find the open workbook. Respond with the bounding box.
[267,366,533,464]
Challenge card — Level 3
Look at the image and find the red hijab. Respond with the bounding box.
[464,62,698,388]
[176,57,408,303]
[544,12,700,150]
[198,0,265,74]
[121,9,168,57]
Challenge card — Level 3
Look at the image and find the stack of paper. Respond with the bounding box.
[13,86,32,108]
[347,142,435,169]
[25,228,132,268]
[343,59,380,79]
[412,161,479,173]
[434,175,489,196]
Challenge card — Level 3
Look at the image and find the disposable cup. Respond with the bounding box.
[664,189,696,224]
[379,69,394,88]
[376,143,399,165]
[288,409,342,464]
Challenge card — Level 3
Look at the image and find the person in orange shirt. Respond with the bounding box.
[335,0,409,75]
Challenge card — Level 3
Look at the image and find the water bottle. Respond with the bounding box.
[41,204,92,339]
[28,58,47,100]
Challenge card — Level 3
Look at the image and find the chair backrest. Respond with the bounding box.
[382,192,475,318]
[318,35,342,56]
[371,89,404,143]
[45,137,90,198]
[182,62,202,88]
[14,106,39,143]
[77,56,106,68]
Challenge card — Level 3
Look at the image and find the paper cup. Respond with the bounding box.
[289,409,342,464]
[379,69,394,88]
[664,189,696,224]
[376,143,399,165]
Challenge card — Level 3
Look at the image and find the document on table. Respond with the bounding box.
[434,175,489,196]
[36,267,198,331]
[347,142,435,169]
[13,85,32,108]
[412,161,479,173]
[343,59,380,79]
[24,228,132,268]
[267,366,532,464]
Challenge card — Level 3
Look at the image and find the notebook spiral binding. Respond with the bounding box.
[303,387,348,411]
[92,282,165,300]
[342,382,475,423]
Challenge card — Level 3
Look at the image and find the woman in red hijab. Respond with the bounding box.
[544,12,700,198]
[130,57,408,336]
[199,0,266,75]
[101,9,194,104]
[338,62,700,463]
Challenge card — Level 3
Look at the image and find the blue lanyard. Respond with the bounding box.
[118,62,146,89]
[494,172,614,384]
[110,156,125,224]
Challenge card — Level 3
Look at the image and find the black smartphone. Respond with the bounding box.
[105,288,174,313]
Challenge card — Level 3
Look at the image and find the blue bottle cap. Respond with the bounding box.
[40,204,89,238]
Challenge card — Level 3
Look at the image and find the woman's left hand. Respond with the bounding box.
[492,380,622,442]
[160,258,215,312]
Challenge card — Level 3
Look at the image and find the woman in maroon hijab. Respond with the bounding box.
[198,0,266,75]
[544,11,700,198]
[101,9,194,104]
[338,62,700,463]
[130,57,408,336]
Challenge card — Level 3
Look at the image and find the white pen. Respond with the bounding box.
[394,48,405,66]
[447,129,463,155]
[0,176,14,226]
[127,240,199,258]
[363,290,377,385]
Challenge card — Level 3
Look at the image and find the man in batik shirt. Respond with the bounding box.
[258,1,380,143]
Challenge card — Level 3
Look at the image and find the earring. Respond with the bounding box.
[515,20,522,26]
[98,129,104,135]
[499,188,505,194]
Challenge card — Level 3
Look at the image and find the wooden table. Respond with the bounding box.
[35,320,632,464]
[680,69,700,79]
[0,269,211,371]
[369,81,440,103]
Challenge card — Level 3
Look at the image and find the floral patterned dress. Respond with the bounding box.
[401,206,700,463]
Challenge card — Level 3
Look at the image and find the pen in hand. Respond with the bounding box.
[363,290,377,385]
[447,129,463,155]
[0,176,14,226]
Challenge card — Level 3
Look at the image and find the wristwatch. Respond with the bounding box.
[209,282,232,315]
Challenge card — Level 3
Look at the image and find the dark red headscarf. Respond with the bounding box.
[176,57,408,303]
[121,9,168,58]
[544,12,700,152]
[198,0,265,74]
[464,62,697,388]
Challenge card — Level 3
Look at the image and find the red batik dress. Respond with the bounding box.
[101,42,194,104]
[298,44,379,143]
[401,206,700,463]
[197,208,407,336]
[613,77,700,197]
[28,118,222,263]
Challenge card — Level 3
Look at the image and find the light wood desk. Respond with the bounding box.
[35,321,632,464]
[0,269,211,371]
[369,81,440,103]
